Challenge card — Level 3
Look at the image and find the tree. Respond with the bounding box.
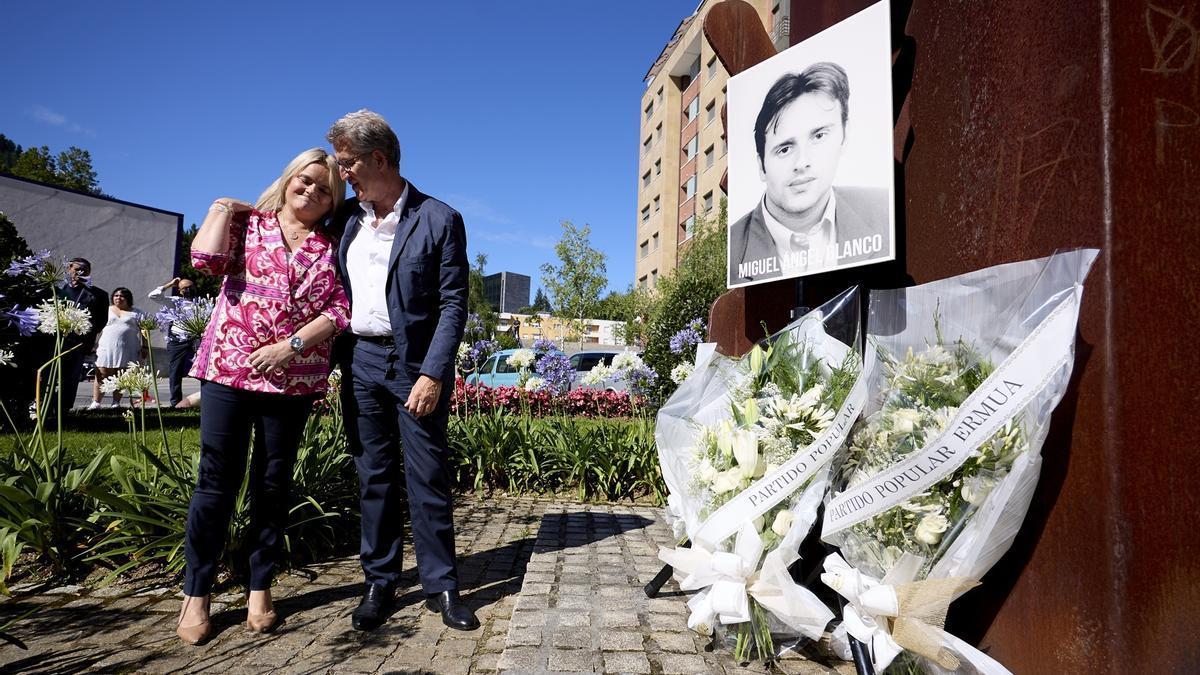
[539,221,607,349]
[54,147,99,194]
[0,135,20,172]
[641,198,729,399]
[0,135,102,195]
[466,252,498,334]
[10,146,58,185]
[516,288,552,315]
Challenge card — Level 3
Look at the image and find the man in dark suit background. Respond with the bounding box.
[327,110,477,632]
[50,257,107,409]
[729,62,890,287]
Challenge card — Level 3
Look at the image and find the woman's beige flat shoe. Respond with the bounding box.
[247,609,279,633]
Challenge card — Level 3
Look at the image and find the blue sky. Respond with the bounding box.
[2,1,699,297]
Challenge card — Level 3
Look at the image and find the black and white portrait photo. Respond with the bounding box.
[727,1,894,289]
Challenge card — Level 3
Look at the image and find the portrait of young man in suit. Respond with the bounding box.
[328,110,478,633]
[728,62,891,288]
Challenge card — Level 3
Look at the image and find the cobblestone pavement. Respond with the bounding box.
[0,497,852,674]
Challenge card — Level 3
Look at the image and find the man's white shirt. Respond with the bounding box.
[762,190,838,275]
[347,184,409,337]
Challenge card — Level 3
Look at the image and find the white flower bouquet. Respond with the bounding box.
[820,250,1099,674]
[656,288,871,662]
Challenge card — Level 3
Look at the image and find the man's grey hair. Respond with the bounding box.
[326,109,401,169]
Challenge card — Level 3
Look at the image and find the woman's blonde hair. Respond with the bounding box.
[254,148,345,220]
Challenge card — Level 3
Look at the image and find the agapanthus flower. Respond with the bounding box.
[4,306,40,336]
[101,362,158,395]
[620,364,659,399]
[670,362,694,384]
[155,296,213,341]
[669,317,707,354]
[532,337,556,354]
[35,300,92,336]
[581,363,614,386]
[0,349,14,367]
[5,249,56,281]
[524,376,545,392]
[507,348,536,370]
[611,351,644,371]
[534,350,573,393]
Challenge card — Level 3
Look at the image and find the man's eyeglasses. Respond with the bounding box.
[335,152,371,173]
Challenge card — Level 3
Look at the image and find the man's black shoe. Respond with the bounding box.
[351,584,394,631]
[425,590,480,631]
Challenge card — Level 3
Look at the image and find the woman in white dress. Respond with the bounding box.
[90,287,148,408]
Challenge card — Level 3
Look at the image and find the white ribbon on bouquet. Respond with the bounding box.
[823,291,1081,536]
[822,553,1010,674]
[660,519,834,641]
[692,342,872,550]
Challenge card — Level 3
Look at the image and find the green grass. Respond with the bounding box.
[0,427,201,465]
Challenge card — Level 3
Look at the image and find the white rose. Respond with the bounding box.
[914,513,949,545]
[711,468,743,494]
[961,475,996,505]
[892,408,921,434]
[770,510,794,537]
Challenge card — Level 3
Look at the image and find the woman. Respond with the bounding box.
[89,287,147,408]
[176,148,350,645]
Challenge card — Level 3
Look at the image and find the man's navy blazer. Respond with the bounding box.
[335,183,469,386]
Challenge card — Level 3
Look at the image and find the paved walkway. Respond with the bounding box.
[0,498,851,674]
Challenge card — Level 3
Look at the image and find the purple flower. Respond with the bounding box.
[4,250,53,278]
[534,351,573,393]
[669,317,707,355]
[464,313,484,340]
[532,337,556,354]
[4,306,39,336]
[619,364,659,399]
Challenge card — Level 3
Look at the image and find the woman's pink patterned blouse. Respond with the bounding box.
[189,210,350,396]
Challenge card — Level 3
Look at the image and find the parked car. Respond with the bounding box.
[570,349,635,392]
[463,348,523,388]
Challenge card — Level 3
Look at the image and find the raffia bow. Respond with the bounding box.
[821,553,985,672]
[659,523,833,640]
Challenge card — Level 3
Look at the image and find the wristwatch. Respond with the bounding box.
[289,336,305,353]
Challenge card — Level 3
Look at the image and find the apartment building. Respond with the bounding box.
[634,0,789,288]
[496,313,628,349]
[482,271,531,314]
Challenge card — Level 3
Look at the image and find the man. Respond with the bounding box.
[147,277,199,407]
[53,258,107,408]
[728,62,890,287]
[327,110,477,632]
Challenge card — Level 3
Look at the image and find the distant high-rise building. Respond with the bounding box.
[483,271,531,314]
[634,0,784,289]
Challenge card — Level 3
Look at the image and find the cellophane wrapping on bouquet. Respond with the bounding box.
[820,249,1099,675]
[655,287,872,662]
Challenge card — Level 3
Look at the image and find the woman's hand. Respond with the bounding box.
[212,198,254,214]
[247,341,296,375]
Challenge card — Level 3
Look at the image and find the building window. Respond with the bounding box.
[642,170,651,188]
[640,240,649,258]
[705,100,716,124]
[721,138,727,157]
[656,86,664,106]
[655,122,662,142]
[704,145,715,170]
[641,205,650,223]
[645,100,653,120]
[685,97,700,122]
[683,215,696,240]
[707,56,717,80]
[653,195,661,212]
[684,136,698,161]
[703,191,714,212]
[638,275,648,289]
[651,269,658,286]
[652,232,660,251]
[643,135,651,154]
[654,158,661,176]
[684,176,696,200]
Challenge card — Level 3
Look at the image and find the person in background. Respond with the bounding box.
[50,257,107,409]
[174,148,349,645]
[89,287,147,408]
[148,277,200,407]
